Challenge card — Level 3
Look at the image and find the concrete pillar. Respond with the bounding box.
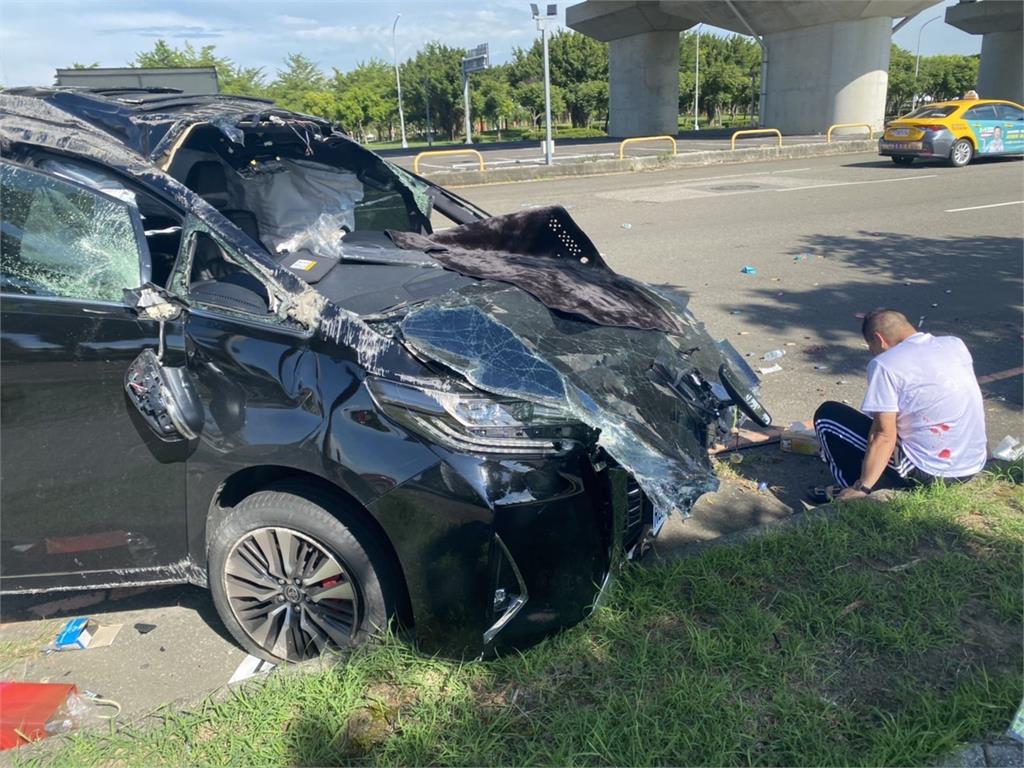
[763,16,892,135]
[978,30,1023,104]
[608,30,681,137]
[946,0,1024,104]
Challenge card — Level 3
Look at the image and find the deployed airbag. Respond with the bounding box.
[387,206,683,334]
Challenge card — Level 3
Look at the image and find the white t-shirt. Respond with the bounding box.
[861,333,987,477]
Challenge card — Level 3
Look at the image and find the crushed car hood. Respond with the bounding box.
[394,281,726,518]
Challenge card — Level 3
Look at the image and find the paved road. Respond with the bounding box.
[380,132,831,172]
[443,151,1024,446]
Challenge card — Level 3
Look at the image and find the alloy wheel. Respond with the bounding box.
[952,140,972,166]
[223,526,359,661]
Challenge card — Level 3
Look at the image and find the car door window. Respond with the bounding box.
[0,163,143,301]
[995,105,1024,121]
[964,105,998,121]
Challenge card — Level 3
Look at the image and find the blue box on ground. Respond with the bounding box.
[54,617,94,650]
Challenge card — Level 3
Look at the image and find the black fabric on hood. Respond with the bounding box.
[386,206,683,334]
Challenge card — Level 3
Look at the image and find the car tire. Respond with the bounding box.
[207,483,398,663]
[891,155,914,166]
[949,138,973,167]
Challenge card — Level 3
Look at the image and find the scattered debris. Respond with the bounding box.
[992,436,1024,462]
[836,379,850,385]
[729,452,744,465]
[781,422,820,455]
[793,254,810,262]
[814,364,829,371]
[871,557,923,573]
[738,331,750,335]
[229,654,277,684]
[133,623,157,635]
[838,599,867,617]
[740,266,758,275]
[918,315,926,329]
[729,310,743,315]
[944,289,952,294]
[53,618,122,651]
[762,349,785,361]
[757,481,769,493]
[930,302,939,308]
[759,364,783,375]
[620,223,632,229]
[784,342,796,347]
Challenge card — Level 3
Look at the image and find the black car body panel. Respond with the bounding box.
[0,88,766,657]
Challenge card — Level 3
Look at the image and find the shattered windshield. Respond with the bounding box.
[399,283,722,517]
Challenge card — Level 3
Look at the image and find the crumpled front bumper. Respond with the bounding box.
[368,445,656,658]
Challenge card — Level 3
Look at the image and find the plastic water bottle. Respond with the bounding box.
[762,349,785,361]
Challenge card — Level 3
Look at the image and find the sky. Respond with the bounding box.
[0,0,980,88]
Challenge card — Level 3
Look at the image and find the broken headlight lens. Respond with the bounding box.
[367,377,587,455]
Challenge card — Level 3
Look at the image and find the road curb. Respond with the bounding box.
[418,139,878,186]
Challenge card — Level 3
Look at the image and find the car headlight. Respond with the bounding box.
[367,377,588,455]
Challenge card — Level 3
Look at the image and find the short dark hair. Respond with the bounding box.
[861,308,912,341]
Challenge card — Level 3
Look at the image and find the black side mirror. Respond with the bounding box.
[125,349,204,442]
[719,363,773,427]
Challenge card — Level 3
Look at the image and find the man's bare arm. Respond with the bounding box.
[859,412,899,489]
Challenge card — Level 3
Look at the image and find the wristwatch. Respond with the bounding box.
[851,480,873,493]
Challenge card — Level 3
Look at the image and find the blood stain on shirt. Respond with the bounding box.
[938,448,952,460]
[939,424,950,432]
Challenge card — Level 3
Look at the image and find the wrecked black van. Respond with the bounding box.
[0,89,770,662]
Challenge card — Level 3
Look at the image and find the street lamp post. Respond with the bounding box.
[531,3,557,166]
[392,14,408,149]
[913,15,942,109]
[693,23,701,131]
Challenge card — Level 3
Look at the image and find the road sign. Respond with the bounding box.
[462,43,489,74]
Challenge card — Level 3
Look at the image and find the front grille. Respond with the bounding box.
[623,475,646,551]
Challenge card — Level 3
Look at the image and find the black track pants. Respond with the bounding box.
[812,401,915,489]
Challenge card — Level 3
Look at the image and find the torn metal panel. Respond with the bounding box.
[400,284,722,518]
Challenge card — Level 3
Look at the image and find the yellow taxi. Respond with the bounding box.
[879,97,1024,167]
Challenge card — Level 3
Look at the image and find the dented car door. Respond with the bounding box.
[0,161,189,587]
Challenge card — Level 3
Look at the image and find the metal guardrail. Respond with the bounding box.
[827,123,874,142]
[730,128,783,150]
[413,149,485,174]
[618,135,678,160]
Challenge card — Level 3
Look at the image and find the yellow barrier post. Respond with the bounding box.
[826,123,874,142]
[618,135,678,160]
[413,149,485,174]
[730,128,783,150]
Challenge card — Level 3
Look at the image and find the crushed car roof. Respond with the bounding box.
[3,87,335,163]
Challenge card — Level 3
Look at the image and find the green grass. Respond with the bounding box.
[19,478,1023,767]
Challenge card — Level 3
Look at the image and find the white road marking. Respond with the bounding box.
[944,200,1024,213]
[777,174,937,192]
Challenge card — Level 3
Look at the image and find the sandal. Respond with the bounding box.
[805,484,838,504]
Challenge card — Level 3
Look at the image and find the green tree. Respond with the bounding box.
[887,44,917,116]
[401,43,467,141]
[69,62,99,69]
[920,54,979,102]
[269,53,327,110]
[129,40,267,97]
[509,31,607,127]
[514,81,566,127]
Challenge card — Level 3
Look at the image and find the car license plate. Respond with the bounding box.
[882,141,922,151]
[891,128,910,137]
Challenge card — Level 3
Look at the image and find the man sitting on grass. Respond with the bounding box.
[812,308,988,502]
